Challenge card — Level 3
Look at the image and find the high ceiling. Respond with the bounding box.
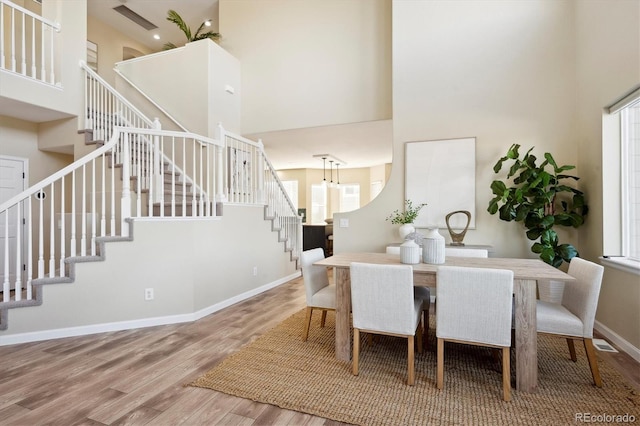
[87,0,392,170]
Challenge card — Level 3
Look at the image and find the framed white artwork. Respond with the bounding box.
[405,137,476,229]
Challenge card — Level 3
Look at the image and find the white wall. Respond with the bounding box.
[574,0,640,351]
[0,206,298,338]
[336,0,578,255]
[115,40,241,136]
[219,0,392,134]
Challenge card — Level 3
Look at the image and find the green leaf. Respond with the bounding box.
[508,160,522,179]
[507,144,520,159]
[540,215,555,228]
[557,244,578,261]
[540,229,558,246]
[493,158,504,173]
[526,228,542,240]
[490,180,507,196]
[540,247,557,265]
[544,152,558,170]
[556,164,575,172]
[488,198,499,215]
[531,242,544,253]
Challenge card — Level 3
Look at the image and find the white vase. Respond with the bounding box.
[400,238,420,264]
[422,227,445,264]
[398,223,415,240]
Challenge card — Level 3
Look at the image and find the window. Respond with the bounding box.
[621,99,640,261]
[339,184,360,212]
[371,180,383,201]
[603,86,640,272]
[311,184,327,224]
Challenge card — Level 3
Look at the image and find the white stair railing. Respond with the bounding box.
[0,0,60,85]
[0,126,223,308]
[218,125,302,260]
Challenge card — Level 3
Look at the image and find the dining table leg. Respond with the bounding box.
[514,278,538,392]
[335,267,352,362]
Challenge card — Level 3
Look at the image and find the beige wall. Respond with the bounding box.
[278,165,387,224]
[337,0,578,252]
[219,0,392,134]
[0,116,73,184]
[574,0,640,350]
[87,15,153,86]
[332,0,639,354]
[2,206,298,336]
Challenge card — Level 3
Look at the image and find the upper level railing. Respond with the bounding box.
[0,0,60,85]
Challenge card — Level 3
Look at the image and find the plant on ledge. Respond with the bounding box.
[386,200,427,225]
[487,144,588,267]
[163,10,221,50]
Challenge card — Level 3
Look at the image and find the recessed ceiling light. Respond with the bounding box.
[153,34,160,40]
[205,19,212,27]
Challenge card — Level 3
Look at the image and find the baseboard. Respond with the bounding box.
[0,271,302,347]
[594,319,640,362]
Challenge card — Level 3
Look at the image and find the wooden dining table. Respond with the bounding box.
[314,252,575,393]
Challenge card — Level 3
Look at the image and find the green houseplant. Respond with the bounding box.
[487,144,588,267]
[163,10,221,50]
[386,199,426,225]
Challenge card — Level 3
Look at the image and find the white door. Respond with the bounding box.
[0,157,27,289]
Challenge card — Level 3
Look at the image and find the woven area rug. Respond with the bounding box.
[190,309,639,425]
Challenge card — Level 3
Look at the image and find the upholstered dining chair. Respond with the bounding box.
[536,256,604,387]
[385,246,432,346]
[436,266,514,401]
[350,262,423,385]
[300,248,336,341]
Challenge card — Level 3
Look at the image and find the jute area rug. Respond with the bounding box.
[190,310,639,425]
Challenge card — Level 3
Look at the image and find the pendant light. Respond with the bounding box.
[322,156,327,186]
[336,163,341,188]
[329,160,334,188]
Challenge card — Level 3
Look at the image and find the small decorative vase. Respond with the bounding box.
[400,238,420,264]
[398,223,415,240]
[422,227,445,264]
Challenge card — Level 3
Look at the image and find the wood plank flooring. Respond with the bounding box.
[0,275,637,425]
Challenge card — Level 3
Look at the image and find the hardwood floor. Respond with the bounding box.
[0,275,637,425]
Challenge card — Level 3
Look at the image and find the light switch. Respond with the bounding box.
[339,218,349,228]
[225,85,235,94]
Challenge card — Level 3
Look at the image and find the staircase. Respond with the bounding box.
[0,63,302,332]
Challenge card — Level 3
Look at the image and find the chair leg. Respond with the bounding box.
[407,336,415,385]
[352,328,360,376]
[437,338,444,390]
[423,302,430,350]
[502,347,511,402]
[583,338,603,387]
[416,324,423,354]
[566,338,577,361]
[320,310,327,327]
[302,307,313,341]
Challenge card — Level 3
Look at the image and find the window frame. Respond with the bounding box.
[601,86,640,275]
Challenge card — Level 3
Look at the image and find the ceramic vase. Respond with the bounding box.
[422,227,445,264]
[398,223,415,240]
[400,238,421,264]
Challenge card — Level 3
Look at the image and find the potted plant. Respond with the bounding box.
[487,144,588,267]
[386,199,427,239]
[163,10,222,50]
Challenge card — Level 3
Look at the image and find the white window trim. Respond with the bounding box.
[599,256,640,276]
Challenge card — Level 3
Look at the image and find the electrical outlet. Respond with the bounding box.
[253,266,258,276]
[144,288,154,301]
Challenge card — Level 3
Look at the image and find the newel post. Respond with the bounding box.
[216,123,227,203]
[120,130,132,236]
[152,118,164,205]
[257,139,265,204]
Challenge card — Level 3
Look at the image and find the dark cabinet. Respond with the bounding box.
[303,225,328,255]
